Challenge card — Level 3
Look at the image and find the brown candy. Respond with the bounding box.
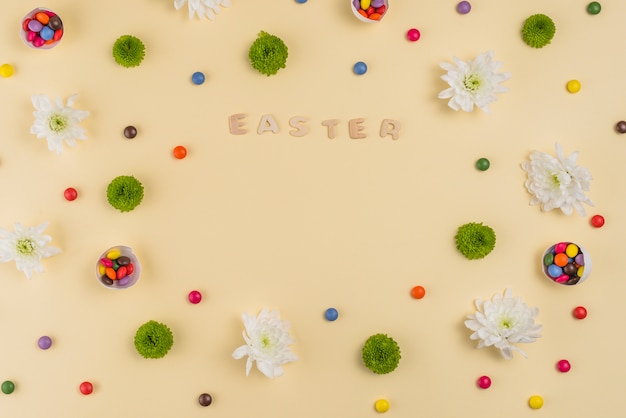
[198,393,212,406]
[616,121,626,134]
[117,256,131,266]
[124,126,137,139]
[48,15,63,31]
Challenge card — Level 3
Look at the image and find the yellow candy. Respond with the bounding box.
[565,243,579,258]
[528,395,544,409]
[360,0,371,10]
[567,79,581,93]
[374,399,390,413]
[98,264,106,275]
[577,266,585,277]
[106,249,121,260]
[0,64,14,78]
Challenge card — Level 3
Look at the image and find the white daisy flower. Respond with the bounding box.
[30,94,90,154]
[438,50,511,113]
[521,143,593,216]
[174,0,231,20]
[0,222,61,279]
[232,308,297,378]
[465,289,542,360]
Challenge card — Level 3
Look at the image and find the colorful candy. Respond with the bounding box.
[98,249,137,288]
[457,1,471,14]
[590,214,605,228]
[353,61,368,75]
[21,9,64,49]
[528,395,544,409]
[573,306,587,319]
[124,125,137,139]
[406,28,420,42]
[477,375,491,389]
[567,79,581,93]
[192,71,205,85]
[64,187,78,201]
[79,381,93,395]
[374,399,390,413]
[556,359,571,373]
[475,157,490,171]
[0,64,15,78]
[352,0,388,21]
[410,285,426,299]
[38,336,52,350]
[587,1,601,14]
[543,242,587,285]
[325,307,339,321]
[198,393,213,406]
[173,145,188,159]
[616,121,626,133]
[188,290,202,304]
[1,380,15,395]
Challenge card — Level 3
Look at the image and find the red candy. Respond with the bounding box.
[556,359,571,373]
[21,9,63,49]
[375,5,387,14]
[590,214,605,228]
[366,6,375,15]
[116,266,128,280]
[125,263,134,275]
[573,306,587,319]
[64,187,78,201]
[79,381,93,395]
[477,375,491,389]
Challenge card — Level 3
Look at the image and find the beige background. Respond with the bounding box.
[1,0,625,417]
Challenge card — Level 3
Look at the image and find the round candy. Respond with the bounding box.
[124,125,137,139]
[0,64,15,78]
[353,61,368,75]
[406,28,420,42]
[567,79,581,93]
[173,145,188,159]
[1,380,15,394]
[556,359,571,373]
[616,121,626,133]
[79,381,93,395]
[324,307,339,321]
[573,306,587,319]
[374,399,390,413]
[475,157,490,171]
[553,253,568,267]
[191,71,205,85]
[48,15,63,31]
[28,20,43,32]
[590,214,605,228]
[40,26,54,41]
[64,187,78,201]
[554,242,568,253]
[547,264,562,278]
[410,285,426,299]
[528,395,544,409]
[587,1,601,14]
[565,243,579,258]
[477,375,491,389]
[543,252,554,266]
[188,290,202,304]
[38,335,52,350]
[574,253,585,266]
[456,1,471,14]
[198,393,213,406]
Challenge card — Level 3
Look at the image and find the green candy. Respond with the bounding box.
[587,2,601,14]
[2,380,15,394]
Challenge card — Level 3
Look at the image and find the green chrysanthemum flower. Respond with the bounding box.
[248,31,288,76]
[106,175,144,212]
[112,35,146,68]
[455,222,496,260]
[362,333,401,375]
[134,320,174,359]
[522,14,556,48]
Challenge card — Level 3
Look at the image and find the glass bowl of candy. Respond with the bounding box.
[542,242,592,286]
[96,246,141,289]
[351,0,389,22]
[20,7,64,49]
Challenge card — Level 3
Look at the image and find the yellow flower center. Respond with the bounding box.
[48,113,68,133]
[16,238,36,256]
[463,73,482,92]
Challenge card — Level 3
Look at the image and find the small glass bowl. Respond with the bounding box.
[351,0,389,23]
[96,246,141,290]
[542,242,592,286]
[20,7,64,50]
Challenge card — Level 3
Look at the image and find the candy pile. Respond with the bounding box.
[543,242,587,285]
[98,248,136,287]
[352,0,387,21]
[21,9,63,49]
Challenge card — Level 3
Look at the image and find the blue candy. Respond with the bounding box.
[353,61,368,75]
[324,308,339,321]
[547,264,563,278]
[40,26,54,41]
[191,71,205,85]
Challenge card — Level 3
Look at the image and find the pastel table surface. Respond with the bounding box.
[1,1,625,417]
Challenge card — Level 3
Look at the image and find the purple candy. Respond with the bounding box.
[353,0,360,9]
[117,276,131,286]
[371,0,385,7]
[456,1,471,14]
[575,253,585,266]
[28,19,43,32]
[38,336,52,350]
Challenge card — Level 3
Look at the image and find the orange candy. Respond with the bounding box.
[173,145,187,159]
[105,267,117,280]
[369,13,382,20]
[554,253,569,267]
[411,285,426,299]
[35,12,50,25]
[358,9,368,18]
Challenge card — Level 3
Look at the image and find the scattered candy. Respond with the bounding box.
[79,381,93,395]
[324,307,339,321]
[456,1,471,14]
[475,157,490,171]
[353,61,368,75]
[21,9,64,49]
[64,187,78,201]
[587,1,601,14]
[1,380,15,394]
[188,290,202,304]
[124,125,137,139]
[38,335,52,350]
[543,242,587,285]
[173,145,188,159]
[528,395,544,409]
[616,121,626,133]
[410,285,426,299]
[406,28,420,42]
[556,359,571,373]
[352,0,387,21]
[566,79,581,93]
[374,399,390,413]
[477,375,491,389]
[0,64,14,78]
[573,306,587,319]
[591,215,604,228]
[192,71,205,85]
[198,393,213,406]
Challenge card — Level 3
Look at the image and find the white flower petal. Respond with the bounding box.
[30,94,89,154]
[0,222,61,279]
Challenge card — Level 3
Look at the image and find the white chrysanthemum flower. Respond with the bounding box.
[174,0,231,20]
[232,308,297,378]
[0,222,61,279]
[30,94,90,154]
[438,50,511,113]
[465,289,542,360]
[521,143,593,216]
